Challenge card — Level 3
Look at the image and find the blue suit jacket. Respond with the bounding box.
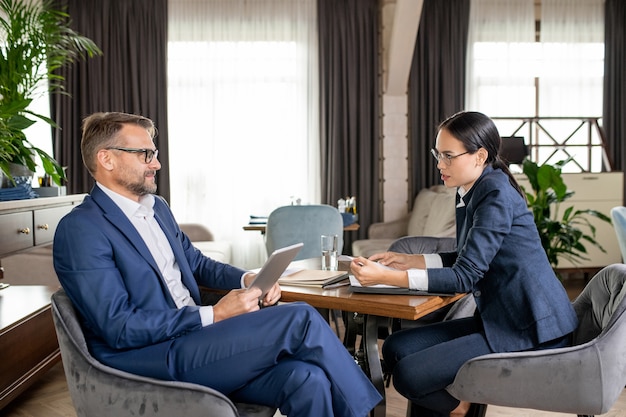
[428,166,578,352]
[53,185,247,378]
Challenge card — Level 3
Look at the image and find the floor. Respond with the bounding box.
[3,274,625,417]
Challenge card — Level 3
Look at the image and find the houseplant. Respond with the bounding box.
[521,157,612,271]
[0,0,101,186]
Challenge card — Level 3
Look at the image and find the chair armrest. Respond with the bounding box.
[368,216,410,239]
[446,345,607,415]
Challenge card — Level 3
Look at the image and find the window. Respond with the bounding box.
[167,0,318,268]
[466,0,605,172]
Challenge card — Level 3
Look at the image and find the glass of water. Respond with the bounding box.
[321,234,338,271]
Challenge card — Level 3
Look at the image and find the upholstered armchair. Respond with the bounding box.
[51,289,277,417]
[352,185,456,258]
[446,263,626,417]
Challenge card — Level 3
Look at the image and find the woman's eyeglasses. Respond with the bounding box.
[106,147,159,164]
[430,148,469,166]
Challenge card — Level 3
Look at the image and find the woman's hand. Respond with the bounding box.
[368,251,425,270]
[350,256,409,287]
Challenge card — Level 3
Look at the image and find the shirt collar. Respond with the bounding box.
[96,182,155,220]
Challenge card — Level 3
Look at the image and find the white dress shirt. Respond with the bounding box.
[97,183,216,325]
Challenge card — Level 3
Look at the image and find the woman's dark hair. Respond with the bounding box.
[439,111,525,198]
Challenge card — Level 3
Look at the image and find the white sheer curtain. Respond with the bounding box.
[539,0,604,117]
[465,0,536,116]
[167,0,319,269]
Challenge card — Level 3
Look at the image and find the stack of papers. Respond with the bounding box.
[278,268,349,288]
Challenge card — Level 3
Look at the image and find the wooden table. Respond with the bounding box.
[279,259,465,417]
[243,223,360,233]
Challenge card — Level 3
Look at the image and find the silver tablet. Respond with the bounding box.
[249,242,303,299]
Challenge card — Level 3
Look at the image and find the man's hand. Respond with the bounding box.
[243,272,282,307]
[259,282,281,307]
[213,287,263,323]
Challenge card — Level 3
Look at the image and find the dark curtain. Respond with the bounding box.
[407,0,470,205]
[52,0,170,201]
[603,0,626,204]
[318,0,380,254]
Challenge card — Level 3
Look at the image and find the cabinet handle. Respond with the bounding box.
[18,227,30,235]
[37,224,49,230]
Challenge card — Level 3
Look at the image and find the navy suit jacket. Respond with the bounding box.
[428,166,578,352]
[53,185,247,378]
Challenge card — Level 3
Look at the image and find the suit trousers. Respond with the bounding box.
[382,316,491,417]
[105,302,381,417]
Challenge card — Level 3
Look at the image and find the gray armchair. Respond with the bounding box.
[51,289,277,417]
[446,263,626,417]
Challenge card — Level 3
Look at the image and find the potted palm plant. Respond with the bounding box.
[521,157,612,272]
[0,0,101,187]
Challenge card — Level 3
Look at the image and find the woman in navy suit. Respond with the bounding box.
[351,111,578,417]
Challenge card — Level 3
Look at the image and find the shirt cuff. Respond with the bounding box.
[424,253,443,268]
[241,272,252,288]
[406,254,442,291]
[407,269,428,291]
[199,305,214,326]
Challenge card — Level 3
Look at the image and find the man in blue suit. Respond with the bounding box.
[53,112,381,417]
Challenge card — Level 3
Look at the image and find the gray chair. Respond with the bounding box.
[446,263,626,417]
[51,289,277,417]
[611,206,626,262]
[265,204,344,261]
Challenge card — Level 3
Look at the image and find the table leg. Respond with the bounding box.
[363,314,386,417]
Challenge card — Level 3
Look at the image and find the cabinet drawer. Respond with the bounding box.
[33,206,70,246]
[560,173,623,201]
[514,172,623,202]
[0,212,34,254]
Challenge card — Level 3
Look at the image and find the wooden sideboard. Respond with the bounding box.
[0,285,60,410]
[0,194,85,410]
[0,194,86,279]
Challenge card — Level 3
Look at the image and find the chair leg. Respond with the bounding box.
[466,403,487,417]
[405,402,487,417]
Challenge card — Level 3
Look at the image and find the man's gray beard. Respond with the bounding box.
[118,178,157,196]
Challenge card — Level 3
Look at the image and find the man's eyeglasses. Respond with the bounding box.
[430,148,469,166]
[106,147,159,164]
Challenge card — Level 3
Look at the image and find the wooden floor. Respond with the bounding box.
[4,274,626,417]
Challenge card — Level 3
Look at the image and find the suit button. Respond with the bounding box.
[474,291,481,297]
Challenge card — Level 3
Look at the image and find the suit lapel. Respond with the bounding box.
[91,187,196,306]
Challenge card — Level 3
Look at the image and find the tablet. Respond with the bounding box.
[249,242,303,299]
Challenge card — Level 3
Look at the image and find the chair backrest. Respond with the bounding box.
[51,289,275,417]
[570,265,626,413]
[572,262,626,344]
[610,206,626,262]
[265,204,344,261]
[407,185,456,237]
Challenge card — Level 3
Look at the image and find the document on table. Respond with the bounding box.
[277,268,349,288]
